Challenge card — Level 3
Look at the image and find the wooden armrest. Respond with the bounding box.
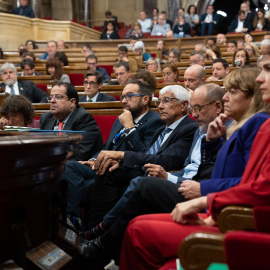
[178,232,225,270]
[217,206,254,233]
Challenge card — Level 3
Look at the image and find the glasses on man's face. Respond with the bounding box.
[83,81,98,86]
[190,101,216,113]
[120,93,145,101]
[155,97,180,107]
[47,94,67,102]
[87,62,96,66]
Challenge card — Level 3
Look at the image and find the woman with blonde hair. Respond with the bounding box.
[145,57,161,73]
[125,22,144,39]
[245,42,260,58]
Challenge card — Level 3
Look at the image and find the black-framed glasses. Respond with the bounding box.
[47,94,67,102]
[190,101,216,113]
[155,97,180,107]
[120,93,145,101]
[83,81,98,86]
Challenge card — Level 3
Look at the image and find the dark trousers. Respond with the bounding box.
[201,22,214,36]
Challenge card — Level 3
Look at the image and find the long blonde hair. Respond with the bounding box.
[224,66,270,138]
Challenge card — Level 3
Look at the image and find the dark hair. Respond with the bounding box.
[125,80,153,107]
[86,54,98,62]
[54,51,69,66]
[208,44,222,59]
[161,11,167,15]
[118,45,128,53]
[19,48,28,57]
[115,62,130,72]
[106,20,116,31]
[132,70,157,92]
[46,58,63,80]
[47,40,57,47]
[1,95,34,125]
[228,40,237,47]
[187,5,197,15]
[21,58,35,70]
[190,51,205,60]
[162,62,179,82]
[25,39,37,49]
[168,48,181,62]
[153,7,159,13]
[130,36,139,41]
[206,37,216,44]
[238,10,245,16]
[212,58,229,69]
[105,10,112,16]
[264,32,270,37]
[232,48,251,67]
[0,47,3,59]
[84,71,103,84]
[244,33,255,42]
[82,44,92,50]
[24,51,36,61]
[54,82,79,106]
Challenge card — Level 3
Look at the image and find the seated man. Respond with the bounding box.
[39,40,57,60]
[61,80,164,217]
[79,71,116,102]
[151,14,173,37]
[227,40,237,53]
[137,11,152,33]
[89,85,198,227]
[20,58,42,76]
[117,46,138,73]
[189,51,205,67]
[206,58,230,81]
[0,62,48,103]
[57,40,65,50]
[216,33,227,45]
[184,65,206,93]
[81,44,93,57]
[13,0,35,18]
[111,62,131,86]
[200,5,219,36]
[86,55,110,83]
[40,82,103,161]
[228,10,251,33]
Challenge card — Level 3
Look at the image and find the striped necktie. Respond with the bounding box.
[147,127,172,154]
[9,85,15,96]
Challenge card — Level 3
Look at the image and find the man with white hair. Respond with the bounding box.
[81,85,198,237]
[0,62,48,103]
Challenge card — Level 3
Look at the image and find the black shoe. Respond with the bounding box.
[79,237,110,260]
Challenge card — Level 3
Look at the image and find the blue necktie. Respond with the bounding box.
[147,127,172,154]
[10,85,15,96]
[113,129,125,144]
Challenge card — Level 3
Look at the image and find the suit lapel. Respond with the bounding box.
[63,107,78,130]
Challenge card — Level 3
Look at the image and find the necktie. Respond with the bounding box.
[9,85,15,96]
[113,129,125,144]
[58,121,64,135]
[147,127,172,154]
[87,99,92,102]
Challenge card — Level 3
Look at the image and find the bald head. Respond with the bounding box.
[184,65,206,91]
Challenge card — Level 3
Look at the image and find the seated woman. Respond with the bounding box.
[244,33,254,43]
[168,48,181,63]
[161,62,179,83]
[173,15,191,38]
[145,58,161,73]
[205,44,222,60]
[124,22,144,39]
[133,41,151,61]
[55,51,69,66]
[100,21,119,40]
[46,58,70,83]
[0,95,37,128]
[245,42,260,58]
[253,8,270,31]
[233,48,250,68]
[156,39,168,60]
[25,39,38,50]
[119,65,270,270]
[185,4,199,35]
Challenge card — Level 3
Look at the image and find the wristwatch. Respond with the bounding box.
[125,127,135,134]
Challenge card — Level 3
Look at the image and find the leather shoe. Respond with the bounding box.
[79,237,110,260]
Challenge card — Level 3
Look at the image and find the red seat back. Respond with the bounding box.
[98,65,114,77]
[67,73,84,86]
[36,84,47,93]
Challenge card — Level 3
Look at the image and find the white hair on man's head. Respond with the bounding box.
[261,39,270,46]
[160,85,190,104]
[0,62,17,75]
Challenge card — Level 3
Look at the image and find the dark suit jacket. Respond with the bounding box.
[200,112,269,196]
[0,80,48,103]
[92,109,164,159]
[200,13,219,29]
[123,115,198,171]
[40,106,103,161]
[100,31,120,40]
[96,67,110,83]
[79,93,116,102]
[228,18,251,32]
[13,6,35,18]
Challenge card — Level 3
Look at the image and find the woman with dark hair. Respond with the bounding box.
[185,4,199,33]
[205,44,222,60]
[55,51,69,66]
[161,62,179,83]
[253,8,270,31]
[46,58,70,83]
[233,48,250,68]
[100,21,120,40]
[0,47,3,59]
[156,39,168,59]
[173,16,191,38]
[25,39,37,50]
[0,95,36,128]
[244,33,254,43]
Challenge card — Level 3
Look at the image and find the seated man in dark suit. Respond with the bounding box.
[79,71,116,102]
[228,10,251,33]
[0,62,48,103]
[88,85,198,228]
[39,40,57,60]
[20,58,42,76]
[61,80,164,217]
[110,62,131,86]
[40,82,103,161]
[13,0,35,18]
[86,55,110,83]
[200,5,219,36]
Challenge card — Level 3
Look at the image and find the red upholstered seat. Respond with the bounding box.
[93,115,118,144]
[67,73,84,86]
[36,84,47,93]
[98,65,114,77]
[143,32,151,38]
[149,35,164,39]
[150,53,157,58]
[118,22,126,29]
[93,26,103,32]
[118,28,129,39]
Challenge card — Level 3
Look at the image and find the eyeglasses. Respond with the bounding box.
[87,62,96,66]
[120,93,145,101]
[190,101,216,113]
[245,48,252,52]
[47,94,67,102]
[155,97,180,107]
[83,81,98,86]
